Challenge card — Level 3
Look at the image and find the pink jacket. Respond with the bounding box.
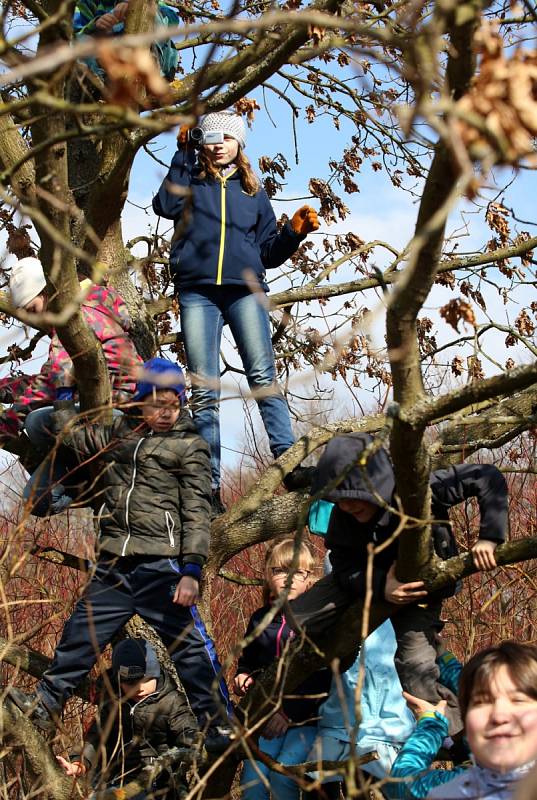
[0,282,143,437]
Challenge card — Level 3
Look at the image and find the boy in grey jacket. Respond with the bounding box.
[9,358,231,751]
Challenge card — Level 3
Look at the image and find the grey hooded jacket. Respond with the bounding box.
[52,404,212,565]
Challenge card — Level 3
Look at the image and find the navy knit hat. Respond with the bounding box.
[112,639,161,683]
[134,357,186,404]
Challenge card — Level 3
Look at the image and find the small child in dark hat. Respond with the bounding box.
[8,358,232,751]
[57,638,198,797]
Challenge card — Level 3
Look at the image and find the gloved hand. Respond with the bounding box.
[177,124,190,146]
[56,387,75,402]
[290,205,320,235]
[177,124,201,151]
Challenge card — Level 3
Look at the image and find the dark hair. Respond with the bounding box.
[459,640,537,720]
[198,146,260,195]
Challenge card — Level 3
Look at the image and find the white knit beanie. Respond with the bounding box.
[9,257,47,308]
[200,112,247,149]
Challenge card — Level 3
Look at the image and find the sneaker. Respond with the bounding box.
[204,725,233,755]
[210,490,226,518]
[5,688,56,733]
[283,465,316,492]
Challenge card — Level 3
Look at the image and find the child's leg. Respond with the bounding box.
[392,605,463,735]
[225,288,295,459]
[178,288,225,491]
[286,573,354,639]
[23,406,84,515]
[131,558,232,728]
[241,735,284,800]
[269,725,318,800]
[37,558,135,713]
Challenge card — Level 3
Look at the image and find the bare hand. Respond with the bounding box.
[95,11,121,31]
[403,691,447,720]
[112,2,129,20]
[471,540,498,572]
[233,673,254,696]
[384,564,428,605]
[56,756,87,777]
[173,576,199,606]
[262,710,289,740]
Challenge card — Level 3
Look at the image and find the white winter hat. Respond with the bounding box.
[200,112,247,149]
[9,257,47,308]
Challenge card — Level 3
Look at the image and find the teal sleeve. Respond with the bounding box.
[437,651,463,696]
[385,713,465,799]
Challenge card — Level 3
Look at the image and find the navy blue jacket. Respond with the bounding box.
[312,433,509,602]
[237,605,332,724]
[152,150,304,290]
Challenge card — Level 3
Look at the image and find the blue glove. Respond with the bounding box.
[56,387,75,402]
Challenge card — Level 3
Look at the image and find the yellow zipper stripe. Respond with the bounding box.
[215,168,237,286]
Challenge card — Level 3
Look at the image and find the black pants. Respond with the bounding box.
[288,572,462,734]
[37,556,232,728]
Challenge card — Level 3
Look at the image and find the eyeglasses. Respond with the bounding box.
[270,567,311,582]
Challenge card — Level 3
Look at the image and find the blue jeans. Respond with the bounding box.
[241,726,317,800]
[23,406,121,516]
[179,286,295,489]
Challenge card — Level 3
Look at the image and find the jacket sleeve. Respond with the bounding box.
[236,612,261,676]
[51,402,116,460]
[387,713,463,800]
[175,435,212,566]
[152,148,196,221]
[437,651,463,696]
[167,689,197,744]
[430,463,508,543]
[255,190,305,269]
[73,0,107,35]
[77,720,100,772]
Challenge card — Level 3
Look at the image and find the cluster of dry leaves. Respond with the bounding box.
[97,43,173,107]
[455,22,537,168]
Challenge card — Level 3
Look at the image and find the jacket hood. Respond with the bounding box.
[311,433,395,507]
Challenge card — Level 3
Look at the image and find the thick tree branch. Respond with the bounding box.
[396,362,537,429]
[386,0,489,582]
[0,702,75,799]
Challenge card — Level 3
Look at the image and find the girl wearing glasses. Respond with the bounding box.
[234,538,331,800]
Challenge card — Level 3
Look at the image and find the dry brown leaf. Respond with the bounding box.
[97,44,172,108]
[439,298,477,332]
[454,22,537,169]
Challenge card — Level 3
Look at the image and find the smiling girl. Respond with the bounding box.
[388,641,537,799]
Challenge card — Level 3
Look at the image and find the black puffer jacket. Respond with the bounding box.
[52,405,212,565]
[312,433,508,602]
[237,606,332,724]
[77,672,197,782]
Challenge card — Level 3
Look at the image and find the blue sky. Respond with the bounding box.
[1,68,535,484]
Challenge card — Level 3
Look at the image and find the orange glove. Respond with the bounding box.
[177,124,190,147]
[291,205,319,235]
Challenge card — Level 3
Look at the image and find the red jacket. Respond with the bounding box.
[0,281,142,437]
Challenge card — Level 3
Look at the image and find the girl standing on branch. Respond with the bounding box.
[153,111,319,513]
